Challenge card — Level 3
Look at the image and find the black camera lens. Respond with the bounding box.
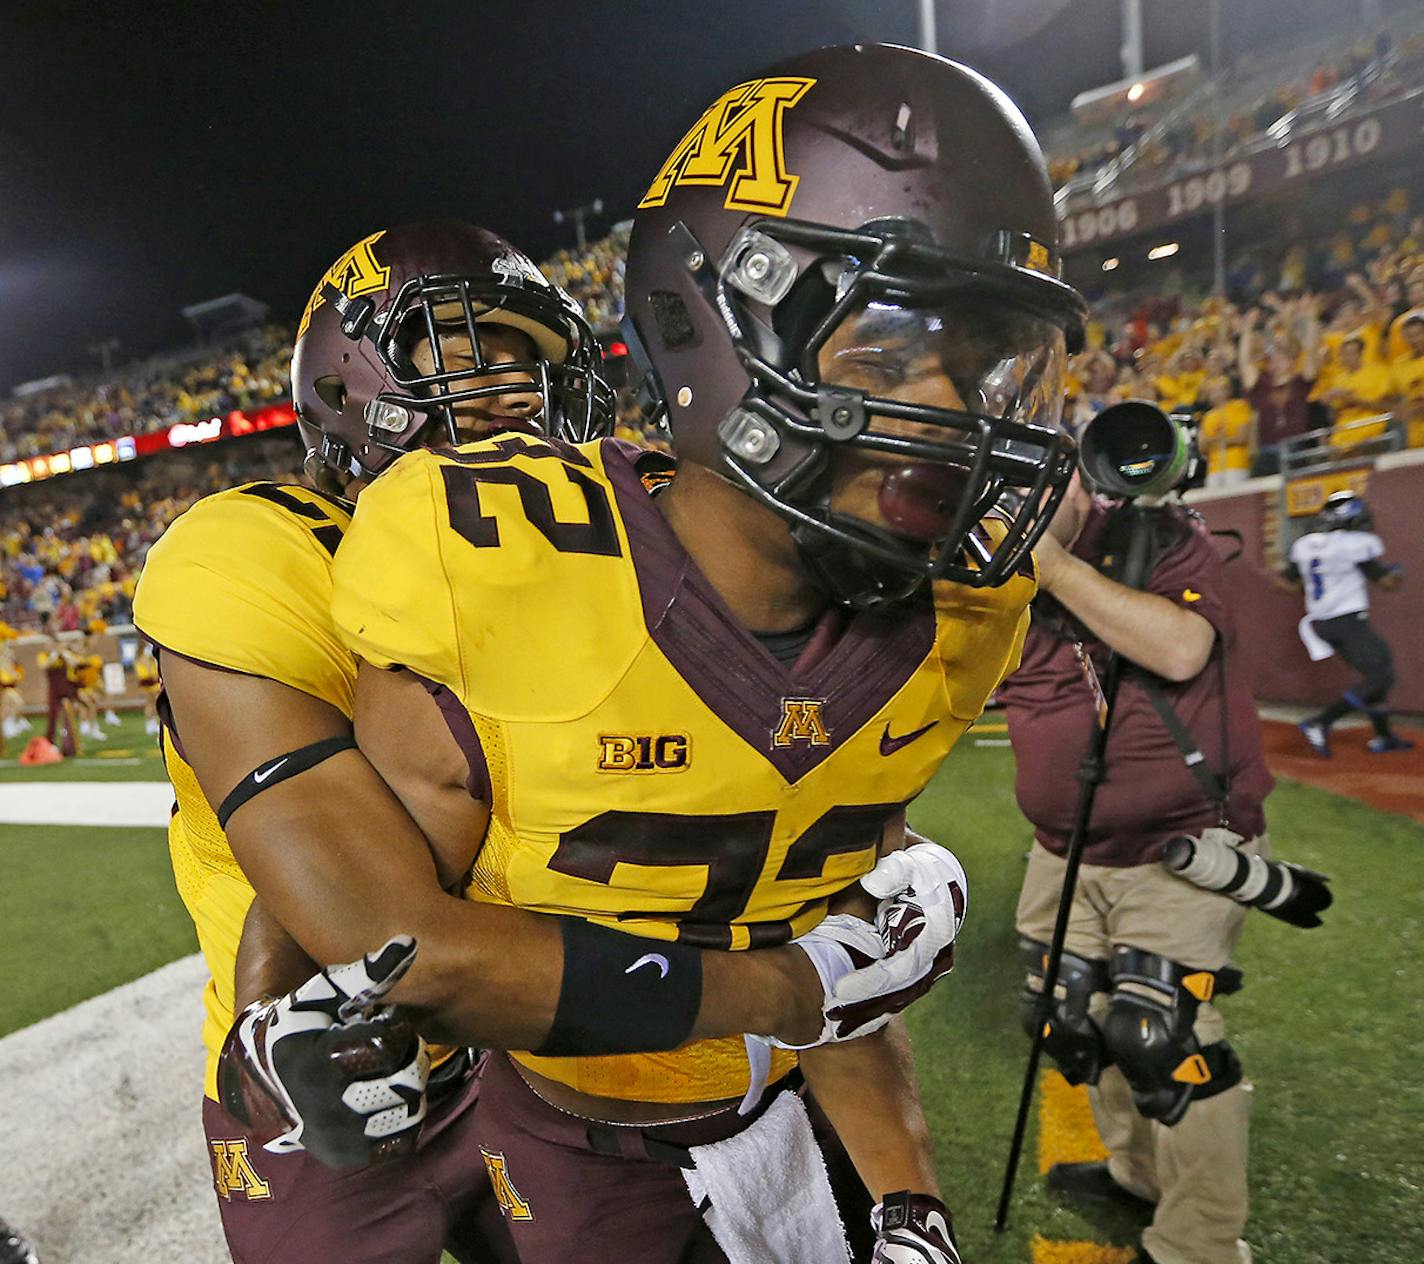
[1080,400,1194,498]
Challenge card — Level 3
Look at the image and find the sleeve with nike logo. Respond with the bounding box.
[1146,520,1228,642]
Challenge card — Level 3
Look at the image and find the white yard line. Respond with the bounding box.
[0,781,174,827]
[0,955,227,1263]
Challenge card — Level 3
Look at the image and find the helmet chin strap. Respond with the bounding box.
[718,434,931,609]
[790,511,928,609]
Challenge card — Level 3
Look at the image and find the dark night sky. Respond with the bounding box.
[0,0,1398,391]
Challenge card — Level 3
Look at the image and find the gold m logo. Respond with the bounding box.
[772,697,831,748]
[638,77,816,217]
[210,1139,271,1201]
[297,229,392,339]
[481,1148,534,1221]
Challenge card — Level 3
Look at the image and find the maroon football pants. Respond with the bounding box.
[469,1052,874,1263]
[202,1054,517,1264]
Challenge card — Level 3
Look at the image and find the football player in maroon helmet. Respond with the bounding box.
[291,221,612,491]
[138,219,952,1263]
[321,44,1084,1263]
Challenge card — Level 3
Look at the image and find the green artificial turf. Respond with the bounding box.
[0,822,196,1036]
[3,724,1420,1260]
[0,709,166,781]
[905,735,1424,1262]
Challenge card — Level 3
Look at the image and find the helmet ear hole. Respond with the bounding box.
[649,291,698,350]
[314,375,348,414]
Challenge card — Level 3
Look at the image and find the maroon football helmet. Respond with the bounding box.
[292,221,614,486]
[623,45,1087,604]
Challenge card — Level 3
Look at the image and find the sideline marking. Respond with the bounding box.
[1030,1237,1135,1264]
[1034,1069,1129,1264]
[1038,1069,1108,1173]
[0,781,173,826]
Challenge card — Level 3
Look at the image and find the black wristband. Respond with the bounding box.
[535,918,703,1057]
[217,735,359,828]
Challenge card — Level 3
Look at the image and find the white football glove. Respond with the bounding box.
[826,842,969,1041]
[217,936,431,1168]
[768,913,889,1050]
[872,1192,963,1264]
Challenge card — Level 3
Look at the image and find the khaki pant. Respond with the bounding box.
[1016,832,1262,1264]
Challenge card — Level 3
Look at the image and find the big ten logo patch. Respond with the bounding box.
[638,77,816,216]
[772,697,831,748]
[481,1148,534,1221]
[598,732,691,772]
[210,1139,271,1201]
[297,229,392,339]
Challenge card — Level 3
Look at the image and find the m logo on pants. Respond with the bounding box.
[481,1148,534,1221]
[210,1139,271,1201]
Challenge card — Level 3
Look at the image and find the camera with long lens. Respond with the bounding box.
[1079,400,1205,498]
[1162,834,1332,929]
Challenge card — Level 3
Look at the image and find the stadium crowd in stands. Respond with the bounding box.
[540,222,629,334]
[1049,26,1424,194]
[0,438,300,635]
[1069,185,1424,483]
[0,325,292,464]
[3,162,1423,633]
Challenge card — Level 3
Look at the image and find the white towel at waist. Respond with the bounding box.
[682,1088,851,1264]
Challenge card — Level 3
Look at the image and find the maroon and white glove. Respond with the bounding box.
[872,1192,963,1264]
[825,842,968,1039]
[217,936,430,1169]
[766,914,888,1050]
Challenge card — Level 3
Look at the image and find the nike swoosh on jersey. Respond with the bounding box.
[624,953,670,979]
[253,758,289,784]
[880,720,938,756]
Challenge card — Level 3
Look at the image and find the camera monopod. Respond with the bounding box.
[993,503,1156,1234]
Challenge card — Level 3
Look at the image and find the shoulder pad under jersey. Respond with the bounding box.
[931,517,1036,719]
[333,435,651,720]
[133,483,357,715]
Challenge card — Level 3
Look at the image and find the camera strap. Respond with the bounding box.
[1138,655,1232,823]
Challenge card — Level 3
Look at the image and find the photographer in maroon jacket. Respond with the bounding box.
[999,452,1276,1264]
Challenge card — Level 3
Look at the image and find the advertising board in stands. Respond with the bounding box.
[1058,88,1424,252]
[0,402,296,488]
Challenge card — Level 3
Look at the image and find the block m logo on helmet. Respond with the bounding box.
[297,229,392,339]
[638,77,816,216]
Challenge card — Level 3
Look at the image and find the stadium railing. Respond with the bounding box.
[1275,412,1402,552]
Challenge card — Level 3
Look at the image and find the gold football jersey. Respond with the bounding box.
[334,435,1034,1103]
[133,482,355,1099]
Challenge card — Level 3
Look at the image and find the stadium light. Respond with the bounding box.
[1148,242,1180,261]
[1102,257,1121,272]
[553,197,605,250]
